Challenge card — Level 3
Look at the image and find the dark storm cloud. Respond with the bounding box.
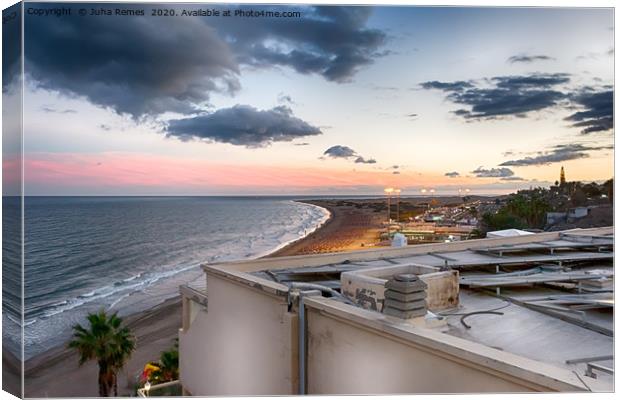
[444,171,460,178]
[166,105,321,147]
[24,4,387,118]
[420,73,569,120]
[25,5,240,118]
[421,72,613,137]
[212,5,387,83]
[493,74,570,88]
[355,156,377,164]
[452,109,471,117]
[323,145,376,164]
[500,143,613,166]
[507,54,555,64]
[2,4,21,92]
[564,89,613,134]
[324,145,357,158]
[419,81,474,91]
[472,167,515,178]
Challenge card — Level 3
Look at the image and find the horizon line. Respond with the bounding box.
[3,193,508,198]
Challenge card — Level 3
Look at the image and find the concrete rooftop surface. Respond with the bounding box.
[179,227,614,395]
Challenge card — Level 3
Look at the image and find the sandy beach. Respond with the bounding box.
[19,196,463,397]
[270,197,475,256]
[268,199,386,256]
[23,297,182,397]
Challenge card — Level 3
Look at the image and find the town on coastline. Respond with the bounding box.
[274,167,613,257]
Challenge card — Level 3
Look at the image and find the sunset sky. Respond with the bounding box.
[6,3,614,195]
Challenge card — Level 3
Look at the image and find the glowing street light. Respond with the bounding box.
[394,188,401,222]
[384,187,394,223]
[420,188,427,194]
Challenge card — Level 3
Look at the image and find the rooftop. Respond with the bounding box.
[190,227,614,394]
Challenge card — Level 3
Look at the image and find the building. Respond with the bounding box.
[424,213,444,223]
[178,227,613,395]
[550,166,568,195]
[547,206,594,225]
[486,228,534,238]
[569,206,590,219]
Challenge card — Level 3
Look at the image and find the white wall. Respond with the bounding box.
[304,298,587,394]
[179,273,298,395]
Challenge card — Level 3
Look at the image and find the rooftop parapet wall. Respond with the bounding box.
[304,296,592,393]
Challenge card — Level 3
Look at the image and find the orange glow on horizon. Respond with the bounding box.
[20,152,572,194]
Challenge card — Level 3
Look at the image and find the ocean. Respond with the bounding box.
[2,196,330,359]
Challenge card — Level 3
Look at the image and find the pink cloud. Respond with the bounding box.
[23,152,481,194]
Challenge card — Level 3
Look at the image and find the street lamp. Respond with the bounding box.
[395,188,402,221]
[384,187,394,223]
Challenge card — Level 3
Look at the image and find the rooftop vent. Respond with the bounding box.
[383,273,428,319]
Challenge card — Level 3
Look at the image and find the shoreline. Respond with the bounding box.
[264,200,335,258]
[20,200,341,396]
[256,200,332,259]
[267,199,385,256]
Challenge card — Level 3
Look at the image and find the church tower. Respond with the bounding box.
[560,166,566,186]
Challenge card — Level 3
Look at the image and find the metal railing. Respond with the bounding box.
[137,380,181,397]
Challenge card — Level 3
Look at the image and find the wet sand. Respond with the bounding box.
[268,199,386,256]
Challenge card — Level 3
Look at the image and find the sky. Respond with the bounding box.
[3,3,614,195]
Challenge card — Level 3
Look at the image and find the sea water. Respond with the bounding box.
[2,196,329,359]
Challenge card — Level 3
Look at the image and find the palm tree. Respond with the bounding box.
[158,340,179,382]
[68,310,136,397]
